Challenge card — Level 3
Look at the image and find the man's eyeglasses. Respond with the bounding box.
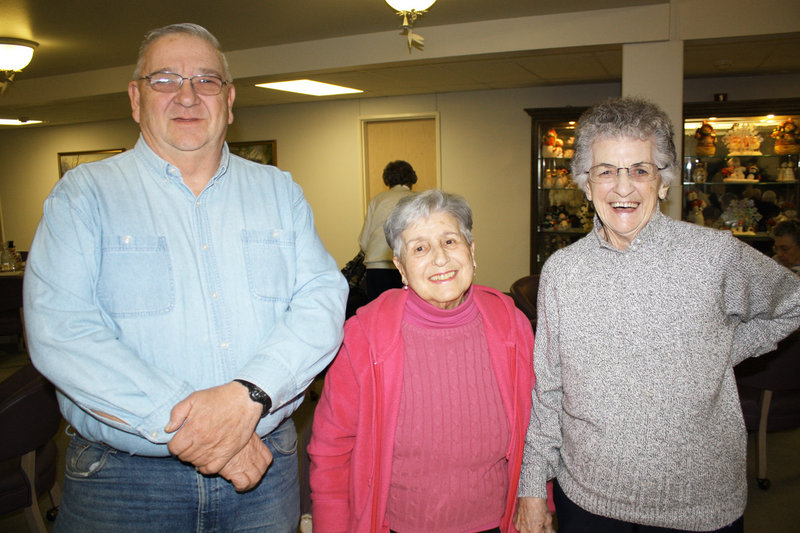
[586,162,666,184]
[139,71,228,96]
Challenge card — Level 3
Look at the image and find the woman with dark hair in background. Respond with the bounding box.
[359,160,418,301]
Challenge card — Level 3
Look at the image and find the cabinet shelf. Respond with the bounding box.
[682,99,800,256]
[526,106,588,274]
[527,100,800,274]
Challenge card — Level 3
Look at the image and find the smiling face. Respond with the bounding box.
[584,137,669,250]
[128,33,235,166]
[393,211,475,310]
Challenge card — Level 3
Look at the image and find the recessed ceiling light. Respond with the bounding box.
[255,79,363,96]
[0,118,42,126]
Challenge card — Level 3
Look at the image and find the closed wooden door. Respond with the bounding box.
[362,116,439,209]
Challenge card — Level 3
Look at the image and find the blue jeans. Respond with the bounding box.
[55,419,300,533]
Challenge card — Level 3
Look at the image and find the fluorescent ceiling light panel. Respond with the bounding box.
[0,118,42,126]
[256,79,363,96]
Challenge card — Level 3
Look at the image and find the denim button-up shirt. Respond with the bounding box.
[24,137,347,456]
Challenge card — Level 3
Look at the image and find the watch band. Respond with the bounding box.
[234,379,272,418]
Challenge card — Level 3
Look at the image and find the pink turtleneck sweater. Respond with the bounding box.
[385,289,509,533]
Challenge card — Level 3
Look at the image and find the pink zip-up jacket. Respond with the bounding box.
[308,285,536,533]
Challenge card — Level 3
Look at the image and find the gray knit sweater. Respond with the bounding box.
[518,210,800,531]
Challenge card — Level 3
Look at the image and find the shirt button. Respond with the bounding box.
[272,230,279,238]
[150,431,158,439]
[220,342,229,349]
[201,244,208,250]
[123,235,132,244]
[211,292,218,299]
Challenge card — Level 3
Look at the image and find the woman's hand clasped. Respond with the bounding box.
[513,497,555,533]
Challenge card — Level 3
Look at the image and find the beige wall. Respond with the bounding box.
[1,74,799,292]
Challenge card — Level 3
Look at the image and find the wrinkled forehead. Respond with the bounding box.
[142,34,226,76]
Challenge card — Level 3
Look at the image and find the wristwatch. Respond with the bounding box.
[234,379,272,418]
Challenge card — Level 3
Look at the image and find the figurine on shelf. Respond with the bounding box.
[745,163,761,182]
[563,136,575,159]
[694,121,717,157]
[771,118,799,155]
[778,161,797,182]
[542,129,563,157]
[723,122,763,155]
[558,212,570,230]
[721,157,748,182]
[543,204,567,230]
[554,168,571,188]
[577,202,594,231]
[542,168,555,188]
[721,198,762,235]
[775,202,799,224]
[691,162,708,183]
[686,191,707,227]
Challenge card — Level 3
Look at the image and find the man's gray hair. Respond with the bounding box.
[570,97,679,190]
[384,189,474,259]
[133,23,231,81]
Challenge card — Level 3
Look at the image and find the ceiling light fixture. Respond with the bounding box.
[385,0,437,52]
[0,118,42,126]
[256,79,363,96]
[0,38,38,95]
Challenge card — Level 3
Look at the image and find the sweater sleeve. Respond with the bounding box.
[517,265,562,499]
[723,236,800,365]
[307,324,362,533]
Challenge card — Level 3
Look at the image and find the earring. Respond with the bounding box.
[403,284,408,290]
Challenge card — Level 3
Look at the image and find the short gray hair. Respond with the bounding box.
[570,97,679,190]
[133,23,231,81]
[384,189,474,259]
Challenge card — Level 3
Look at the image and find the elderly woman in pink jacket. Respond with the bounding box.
[309,189,551,533]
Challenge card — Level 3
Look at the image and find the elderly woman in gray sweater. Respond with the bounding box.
[515,97,800,533]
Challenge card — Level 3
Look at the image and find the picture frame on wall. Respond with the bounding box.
[229,140,277,166]
[58,148,125,178]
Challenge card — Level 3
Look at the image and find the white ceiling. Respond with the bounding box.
[1,0,798,128]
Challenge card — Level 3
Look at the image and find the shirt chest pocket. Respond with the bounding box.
[97,235,175,317]
[242,229,296,302]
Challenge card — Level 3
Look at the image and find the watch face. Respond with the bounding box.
[235,379,271,416]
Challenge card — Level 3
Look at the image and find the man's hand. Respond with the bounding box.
[513,497,555,533]
[166,381,263,474]
[218,432,273,491]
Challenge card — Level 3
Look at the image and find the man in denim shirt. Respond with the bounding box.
[23,23,347,532]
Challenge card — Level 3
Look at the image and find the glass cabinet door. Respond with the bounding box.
[682,100,800,256]
[526,106,588,274]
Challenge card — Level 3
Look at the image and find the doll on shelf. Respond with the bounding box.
[745,164,761,182]
[771,118,799,155]
[694,121,717,157]
[721,157,748,182]
[542,129,563,157]
[778,161,797,182]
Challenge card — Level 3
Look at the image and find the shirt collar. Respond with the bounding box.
[134,135,230,187]
[591,208,668,253]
